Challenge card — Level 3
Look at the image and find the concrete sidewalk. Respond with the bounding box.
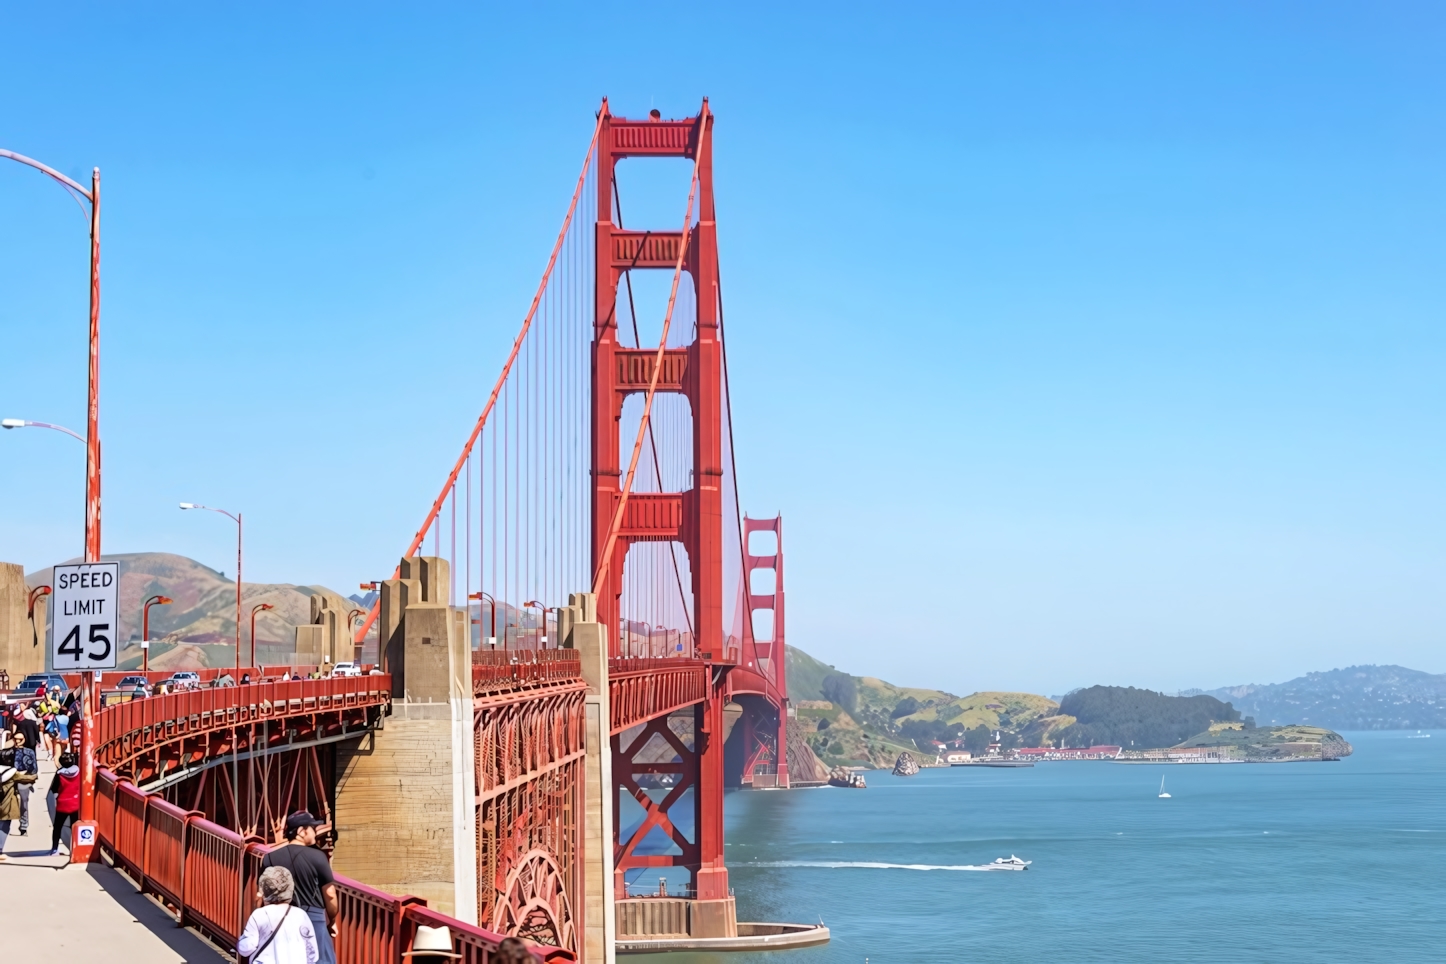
[1,756,227,963]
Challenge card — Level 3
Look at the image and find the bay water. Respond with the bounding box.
[650,731,1443,963]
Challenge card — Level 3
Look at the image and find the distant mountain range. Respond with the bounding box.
[25,551,371,668]
[1188,665,1446,730]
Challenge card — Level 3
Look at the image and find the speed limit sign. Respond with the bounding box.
[52,562,119,670]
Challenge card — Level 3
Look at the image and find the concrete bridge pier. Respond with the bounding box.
[331,556,479,921]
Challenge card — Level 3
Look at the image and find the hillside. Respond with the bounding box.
[785,645,1063,764]
[1176,722,1354,761]
[26,552,372,669]
[1057,685,1241,749]
[1195,665,1446,730]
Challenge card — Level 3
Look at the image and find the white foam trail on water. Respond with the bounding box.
[744,860,1014,872]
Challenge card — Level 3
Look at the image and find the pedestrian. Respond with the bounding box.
[10,730,37,836]
[237,866,319,964]
[48,751,81,856]
[260,811,339,964]
[0,741,39,862]
[15,708,41,764]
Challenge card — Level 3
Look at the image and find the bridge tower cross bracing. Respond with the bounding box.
[590,100,729,904]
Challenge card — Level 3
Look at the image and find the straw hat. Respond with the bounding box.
[404,926,462,959]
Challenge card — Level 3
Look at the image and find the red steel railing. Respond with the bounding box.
[608,657,711,734]
[94,675,391,773]
[472,649,582,692]
[95,767,574,963]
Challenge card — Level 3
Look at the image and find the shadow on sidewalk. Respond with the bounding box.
[86,861,231,963]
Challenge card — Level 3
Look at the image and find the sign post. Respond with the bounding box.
[51,561,116,863]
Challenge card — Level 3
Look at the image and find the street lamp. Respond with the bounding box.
[2,419,86,442]
[180,503,242,670]
[468,591,497,648]
[523,600,548,649]
[250,603,274,671]
[27,585,51,650]
[0,151,102,563]
[141,595,173,672]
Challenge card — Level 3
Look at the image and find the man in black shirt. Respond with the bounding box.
[260,810,339,964]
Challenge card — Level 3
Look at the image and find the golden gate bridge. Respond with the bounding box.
[57,99,821,962]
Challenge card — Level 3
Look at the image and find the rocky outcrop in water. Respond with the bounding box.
[828,766,867,788]
[892,751,920,776]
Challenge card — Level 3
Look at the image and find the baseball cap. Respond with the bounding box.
[285,810,325,835]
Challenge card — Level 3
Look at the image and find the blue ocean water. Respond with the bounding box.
[652,731,1445,963]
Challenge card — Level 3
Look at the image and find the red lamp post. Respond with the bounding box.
[523,600,547,649]
[0,151,102,562]
[141,595,173,672]
[468,591,497,648]
[249,603,274,671]
[1,149,102,843]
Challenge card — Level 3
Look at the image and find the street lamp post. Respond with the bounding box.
[141,595,173,672]
[346,609,365,663]
[523,600,548,649]
[250,603,274,671]
[468,591,498,648]
[0,151,101,563]
[180,503,242,671]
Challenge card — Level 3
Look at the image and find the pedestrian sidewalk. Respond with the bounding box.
[1,755,226,964]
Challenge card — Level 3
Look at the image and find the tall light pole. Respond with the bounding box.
[468,591,497,648]
[250,603,274,671]
[180,503,242,670]
[141,595,173,672]
[524,600,547,649]
[0,151,101,562]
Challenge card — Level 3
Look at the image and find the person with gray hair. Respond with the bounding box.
[237,866,319,964]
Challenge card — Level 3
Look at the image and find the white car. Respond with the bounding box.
[167,671,201,689]
[330,662,362,677]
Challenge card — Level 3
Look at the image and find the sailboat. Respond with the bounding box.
[1158,775,1171,799]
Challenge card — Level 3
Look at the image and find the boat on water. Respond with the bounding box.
[828,767,868,789]
[1407,731,1431,739]
[1158,775,1171,798]
[987,856,1031,871]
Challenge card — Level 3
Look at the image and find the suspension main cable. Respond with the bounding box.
[354,112,604,645]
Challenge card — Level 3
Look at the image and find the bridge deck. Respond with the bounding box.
[1,755,226,964]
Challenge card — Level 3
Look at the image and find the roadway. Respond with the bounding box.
[1,754,226,964]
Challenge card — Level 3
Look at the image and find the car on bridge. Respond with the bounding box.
[13,672,70,696]
[330,661,362,677]
[164,671,202,690]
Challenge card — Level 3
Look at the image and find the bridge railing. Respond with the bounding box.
[95,675,392,770]
[95,767,574,963]
[472,649,582,692]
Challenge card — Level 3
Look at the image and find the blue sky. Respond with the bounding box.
[1,3,1442,695]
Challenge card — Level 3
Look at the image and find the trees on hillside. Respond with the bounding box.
[1057,685,1240,749]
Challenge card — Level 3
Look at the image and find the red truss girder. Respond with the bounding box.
[613,716,699,873]
[157,743,335,842]
[608,658,711,735]
[474,678,588,952]
[94,677,391,786]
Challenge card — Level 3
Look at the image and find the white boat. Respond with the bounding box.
[1158,776,1171,799]
[987,855,1031,870]
[1407,731,1431,739]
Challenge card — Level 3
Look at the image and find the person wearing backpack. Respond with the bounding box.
[237,866,319,964]
[47,752,81,856]
[0,741,39,862]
